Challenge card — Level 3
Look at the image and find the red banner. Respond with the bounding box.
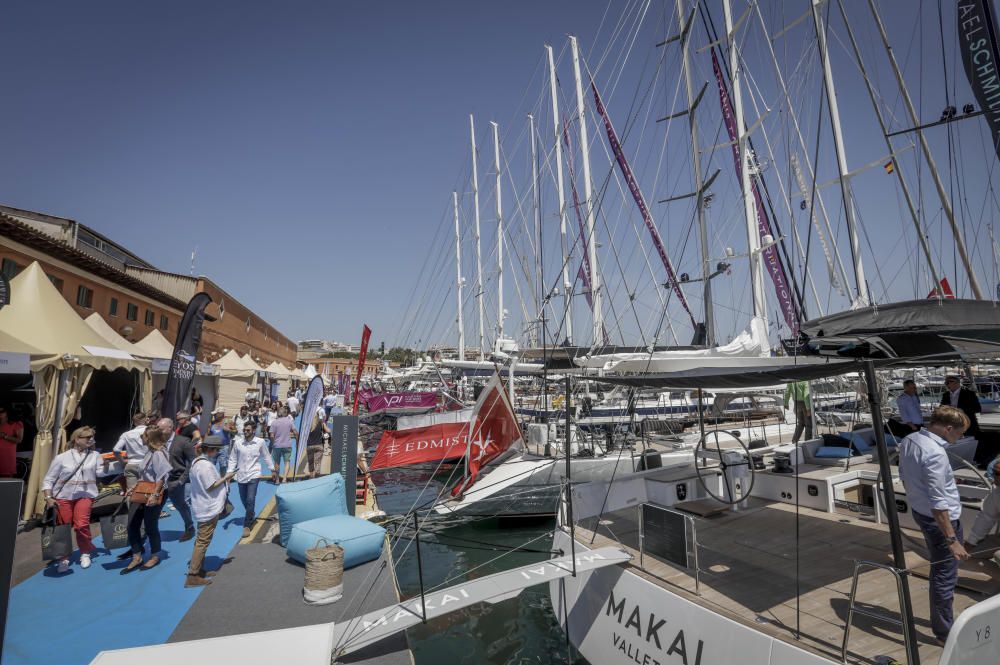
[370,422,470,470]
[352,325,371,415]
[927,277,956,299]
[451,374,523,497]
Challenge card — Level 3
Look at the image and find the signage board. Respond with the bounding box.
[328,415,359,515]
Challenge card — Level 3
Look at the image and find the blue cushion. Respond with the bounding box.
[838,430,874,453]
[275,474,348,546]
[287,514,386,569]
[814,446,854,459]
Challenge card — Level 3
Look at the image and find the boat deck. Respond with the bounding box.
[575,498,1000,665]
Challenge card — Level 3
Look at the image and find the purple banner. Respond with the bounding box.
[712,51,798,335]
[591,81,696,328]
[365,392,439,415]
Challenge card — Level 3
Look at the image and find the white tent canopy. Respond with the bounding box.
[84,312,146,356]
[133,329,175,359]
[215,350,257,414]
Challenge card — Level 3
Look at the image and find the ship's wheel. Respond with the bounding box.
[693,428,756,505]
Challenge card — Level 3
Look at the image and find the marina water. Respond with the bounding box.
[374,467,587,664]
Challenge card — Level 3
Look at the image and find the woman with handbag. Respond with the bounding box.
[42,426,102,573]
[121,426,172,574]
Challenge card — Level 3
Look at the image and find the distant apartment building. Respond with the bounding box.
[0,205,296,366]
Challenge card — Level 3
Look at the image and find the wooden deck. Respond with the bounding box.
[576,499,998,665]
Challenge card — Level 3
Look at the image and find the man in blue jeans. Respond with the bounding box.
[897,406,971,643]
[227,421,274,538]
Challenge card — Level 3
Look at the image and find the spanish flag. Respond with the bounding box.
[884,160,894,174]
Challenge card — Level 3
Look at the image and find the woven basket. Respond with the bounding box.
[303,539,344,606]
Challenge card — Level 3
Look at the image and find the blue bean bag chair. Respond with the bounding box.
[275,474,348,546]
[286,514,386,569]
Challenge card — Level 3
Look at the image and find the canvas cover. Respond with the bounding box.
[84,312,145,355]
[133,329,175,359]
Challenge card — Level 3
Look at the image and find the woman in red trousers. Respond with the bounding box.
[42,426,102,573]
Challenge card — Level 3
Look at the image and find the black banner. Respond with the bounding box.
[0,273,9,310]
[0,480,23,658]
[960,0,1000,160]
[162,292,212,420]
[329,415,359,515]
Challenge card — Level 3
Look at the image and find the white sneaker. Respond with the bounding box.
[56,559,70,573]
[80,553,91,569]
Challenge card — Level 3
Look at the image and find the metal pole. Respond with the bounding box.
[810,0,870,306]
[570,35,603,345]
[866,0,984,300]
[676,0,714,346]
[722,0,768,331]
[413,511,427,623]
[492,121,505,342]
[470,115,486,358]
[565,374,576,576]
[863,360,919,665]
[529,112,541,348]
[454,191,465,361]
[546,44,574,345]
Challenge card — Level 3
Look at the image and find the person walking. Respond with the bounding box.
[42,426,104,573]
[163,417,196,542]
[0,405,24,479]
[941,375,982,437]
[175,411,202,443]
[207,408,232,472]
[121,427,172,575]
[286,392,300,418]
[783,380,813,443]
[897,406,971,643]
[185,435,229,588]
[323,391,336,419]
[896,379,925,433]
[305,410,329,479]
[228,422,275,538]
[112,412,149,491]
[268,406,297,484]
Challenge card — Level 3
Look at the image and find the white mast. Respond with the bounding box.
[722,0,767,331]
[811,0,870,306]
[470,114,485,358]
[675,0,714,346]
[569,35,602,345]
[529,112,541,348]
[546,44,573,346]
[453,191,465,362]
[866,0,983,300]
[491,120,505,342]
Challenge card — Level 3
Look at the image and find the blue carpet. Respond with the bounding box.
[4,482,278,665]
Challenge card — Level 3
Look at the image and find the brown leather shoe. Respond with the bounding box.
[198,570,218,578]
[185,574,212,588]
[242,526,252,539]
[178,529,195,543]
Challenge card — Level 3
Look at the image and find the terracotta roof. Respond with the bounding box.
[0,211,188,311]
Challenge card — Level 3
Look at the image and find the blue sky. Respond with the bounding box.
[2,1,997,351]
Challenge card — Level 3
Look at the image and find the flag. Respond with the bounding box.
[162,293,212,420]
[884,161,894,174]
[927,277,956,299]
[292,375,324,475]
[370,422,470,470]
[451,373,523,498]
[352,325,372,415]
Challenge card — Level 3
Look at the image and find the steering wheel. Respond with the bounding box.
[693,428,756,505]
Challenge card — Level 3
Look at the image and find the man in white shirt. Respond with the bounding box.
[286,393,300,417]
[323,391,337,418]
[185,435,229,588]
[897,406,971,643]
[227,422,275,538]
[112,412,149,490]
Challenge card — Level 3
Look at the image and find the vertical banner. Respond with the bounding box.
[162,292,212,419]
[959,0,1000,161]
[352,325,372,415]
[0,480,22,656]
[337,371,345,396]
[292,375,325,475]
[328,415,360,515]
[712,51,799,336]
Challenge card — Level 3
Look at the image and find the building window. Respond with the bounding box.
[109,297,119,317]
[126,303,138,321]
[144,310,154,326]
[1,258,21,279]
[76,285,93,308]
[160,314,168,330]
[46,274,64,293]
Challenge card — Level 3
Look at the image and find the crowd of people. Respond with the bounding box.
[37,386,341,587]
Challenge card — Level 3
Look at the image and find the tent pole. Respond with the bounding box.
[863,360,919,665]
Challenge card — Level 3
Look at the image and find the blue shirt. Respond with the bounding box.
[898,429,962,521]
[896,392,924,426]
[209,424,230,447]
